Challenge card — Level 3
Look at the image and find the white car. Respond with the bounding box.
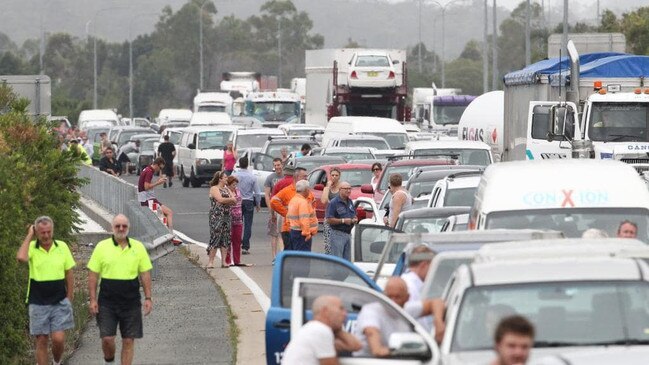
[440,239,649,365]
[347,51,398,89]
[428,172,482,208]
[231,128,285,151]
[404,140,494,166]
[277,123,324,139]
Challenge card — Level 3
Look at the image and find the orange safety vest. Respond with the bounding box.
[270,184,315,232]
[287,193,318,239]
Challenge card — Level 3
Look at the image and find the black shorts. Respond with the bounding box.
[162,160,174,176]
[97,304,143,339]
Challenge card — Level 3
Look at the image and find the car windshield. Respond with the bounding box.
[355,55,390,67]
[443,187,478,207]
[237,134,281,149]
[413,149,490,166]
[197,131,232,150]
[425,257,472,299]
[409,180,439,198]
[340,169,373,187]
[400,217,447,234]
[167,132,182,145]
[118,130,149,146]
[247,102,299,122]
[197,105,226,113]
[588,102,649,142]
[359,132,407,150]
[326,152,374,161]
[339,139,390,150]
[434,105,468,126]
[296,160,332,173]
[486,208,649,241]
[141,139,156,151]
[452,281,649,351]
[266,142,303,157]
[379,165,417,191]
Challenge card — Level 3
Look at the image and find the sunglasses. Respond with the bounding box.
[114,224,129,229]
[372,168,381,171]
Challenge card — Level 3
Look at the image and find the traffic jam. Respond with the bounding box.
[65,42,649,364]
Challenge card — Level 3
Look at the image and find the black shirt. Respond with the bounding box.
[99,156,121,174]
[157,142,175,162]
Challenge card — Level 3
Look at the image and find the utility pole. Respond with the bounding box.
[562,0,568,57]
[492,0,498,90]
[418,0,423,74]
[278,17,282,87]
[525,0,531,66]
[198,1,209,91]
[483,0,488,93]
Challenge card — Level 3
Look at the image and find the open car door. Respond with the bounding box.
[352,224,403,287]
[291,278,440,365]
[265,251,380,365]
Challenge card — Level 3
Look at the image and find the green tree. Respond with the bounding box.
[407,43,440,90]
[620,7,649,55]
[445,58,483,95]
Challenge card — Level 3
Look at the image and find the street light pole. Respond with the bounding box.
[525,0,531,66]
[483,0,488,93]
[492,0,499,90]
[129,13,158,120]
[87,6,129,109]
[278,17,282,87]
[418,0,423,74]
[430,0,466,88]
[198,1,209,91]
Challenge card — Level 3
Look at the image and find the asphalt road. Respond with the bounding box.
[122,173,326,298]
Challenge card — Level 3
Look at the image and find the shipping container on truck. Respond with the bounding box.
[1,75,51,116]
[304,48,408,127]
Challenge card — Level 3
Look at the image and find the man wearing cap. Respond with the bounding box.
[87,214,153,365]
[16,216,76,365]
[270,166,313,250]
[325,181,357,260]
[68,138,92,165]
[287,180,318,251]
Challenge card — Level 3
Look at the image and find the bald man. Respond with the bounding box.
[283,295,361,365]
[353,277,445,357]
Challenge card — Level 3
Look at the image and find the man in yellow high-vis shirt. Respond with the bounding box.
[16,216,76,365]
[87,214,153,365]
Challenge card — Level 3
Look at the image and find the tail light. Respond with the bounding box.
[388,71,395,79]
[351,71,358,79]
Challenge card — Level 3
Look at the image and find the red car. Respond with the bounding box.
[307,163,374,223]
[372,159,456,204]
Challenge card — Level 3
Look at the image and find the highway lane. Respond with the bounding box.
[122,174,326,300]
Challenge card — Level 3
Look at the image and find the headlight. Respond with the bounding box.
[196,158,209,166]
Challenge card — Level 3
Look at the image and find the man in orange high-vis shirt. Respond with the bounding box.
[287,180,318,251]
[270,166,314,250]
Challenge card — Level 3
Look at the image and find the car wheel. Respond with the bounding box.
[190,169,202,188]
[181,167,190,187]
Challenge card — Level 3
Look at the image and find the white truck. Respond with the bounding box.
[242,91,301,127]
[304,48,408,127]
[412,86,474,136]
[457,91,504,161]
[193,91,233,114]
[1,75,51,116]
[219,71,260,99]
[502,41,649,172]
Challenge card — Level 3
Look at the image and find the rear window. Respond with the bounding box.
[355,55,390,67]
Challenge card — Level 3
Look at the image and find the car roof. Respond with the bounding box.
[323,147,375,152]
[409,168,483,183]
[399,206,471,220]
[236,128,285,135]
[316,163,373,170]
[265,138,312,145]
[332,135,388,141]
[406,140,491,150]
[129,133,159,140]
[386,158,454,167]
[444,174,482,189]
[181,125,239,132]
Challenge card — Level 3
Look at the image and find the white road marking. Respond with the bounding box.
[174,230,271,313]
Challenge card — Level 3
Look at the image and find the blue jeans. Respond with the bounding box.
[290,230,312,252]
[242,200,255,250]
[329,229,351,261]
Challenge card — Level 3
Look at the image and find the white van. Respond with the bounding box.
[78,109,122,130]
[470,159,649,240]
[193,92,233,114]
[176,125,238,187]
[457,90,504,161]
[157,109,192,125]
[322,116,408,150]
[189,112,232,126]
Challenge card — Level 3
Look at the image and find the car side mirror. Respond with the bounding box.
[360,184,374,194]
[188,143,196,150]
[392,60,400,65]
[388,333,431,359]
[370,240,385,254]
[314,183,325,191]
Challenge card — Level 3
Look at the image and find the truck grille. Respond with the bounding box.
[621,158,649,164]
[210,159,222,165]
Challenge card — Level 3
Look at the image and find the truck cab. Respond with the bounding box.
[244,91,301,127]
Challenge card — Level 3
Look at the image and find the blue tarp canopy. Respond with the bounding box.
[503,52,624,86]
[433,95,476,106]
[548,55,649,85]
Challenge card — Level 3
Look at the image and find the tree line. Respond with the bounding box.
[1,1,648,120]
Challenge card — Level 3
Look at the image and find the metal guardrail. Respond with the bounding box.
[78,165,175,260]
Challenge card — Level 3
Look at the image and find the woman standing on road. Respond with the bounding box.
[207,171,236,268]
[225,176,251,267]
[321,167,342,255]
[223,142,237,176]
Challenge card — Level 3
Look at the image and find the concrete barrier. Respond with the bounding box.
[78,165,175,260]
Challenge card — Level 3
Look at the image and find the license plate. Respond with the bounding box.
[367,71,378,77]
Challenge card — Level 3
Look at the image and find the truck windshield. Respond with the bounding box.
[247,102,299,122]
[413,148,490,166]
[359,132,407,150]
[197,131,232,150]
[198,105,226,113]
[433,105,467,126]
[452,281,649,351]
[588,102,649,142]
[485,208,649,241]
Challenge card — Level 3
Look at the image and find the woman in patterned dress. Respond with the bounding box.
[321,167,341,255]
[207,171,236,268]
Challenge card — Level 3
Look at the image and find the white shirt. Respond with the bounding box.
[282,320,336,365]
[401,270,433,331]
[353,301,424,357]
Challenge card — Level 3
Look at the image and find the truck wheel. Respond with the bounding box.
[181,167,190,187]
[190,169,202,188]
